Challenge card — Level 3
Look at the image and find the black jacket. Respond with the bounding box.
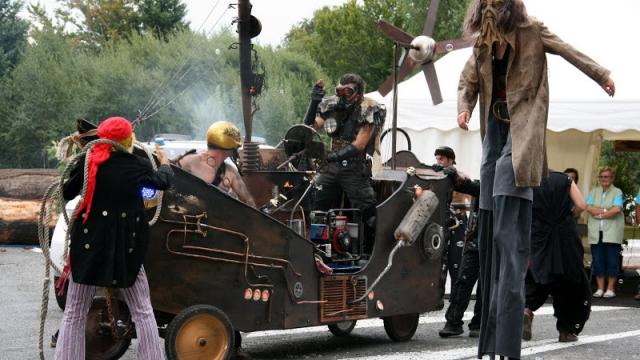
[63,152,173,287]
[530,171,584,284]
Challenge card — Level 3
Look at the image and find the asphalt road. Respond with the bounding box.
[1,246,639,360]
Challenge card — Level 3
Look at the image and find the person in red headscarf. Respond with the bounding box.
[55,116,172,360]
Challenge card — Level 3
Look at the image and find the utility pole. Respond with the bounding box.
[238,0,253,142]
[237,0,260,171]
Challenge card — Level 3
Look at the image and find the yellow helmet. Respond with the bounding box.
[206,121,242,150]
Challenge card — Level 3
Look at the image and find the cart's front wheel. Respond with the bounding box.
[85,296,132,360]
[165,304,234,360]
[328,320,357,337]
[383,313,419,342]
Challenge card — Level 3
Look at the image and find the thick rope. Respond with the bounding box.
[37,139,165,359]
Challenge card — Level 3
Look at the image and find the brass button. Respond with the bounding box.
[128,248,134,253]
[102,211,108,216]
[83,228,88,234]
[112,280,117,285]
[84,243,90,250]
[121,212,127,218]
[132,232,136,238]
[136,217,140,222]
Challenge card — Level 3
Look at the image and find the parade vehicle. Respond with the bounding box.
[38,1,481,359]
[47,120,453,360]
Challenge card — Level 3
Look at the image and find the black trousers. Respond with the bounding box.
[445,236,482,330]
[477,196,531,360]
[525,271,591,334]
[314,160,375,212]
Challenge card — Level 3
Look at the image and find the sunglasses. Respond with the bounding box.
[598,175,612,179]
[335,84,357,97]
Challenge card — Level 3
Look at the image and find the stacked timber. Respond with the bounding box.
[0,169,59,245]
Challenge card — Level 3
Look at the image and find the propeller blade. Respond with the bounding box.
[422,0,441,36]
[422,62,443,105]
[377,57,416,97]
[377,20,414,44]
[435,36,476,54]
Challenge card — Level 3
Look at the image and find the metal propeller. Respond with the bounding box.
[376,0,474,105]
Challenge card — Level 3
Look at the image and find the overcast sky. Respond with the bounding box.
[25,0,350,46]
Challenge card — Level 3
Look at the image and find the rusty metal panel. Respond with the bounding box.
[319,275,367,323]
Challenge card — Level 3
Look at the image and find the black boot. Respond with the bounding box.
[439,322,463,338]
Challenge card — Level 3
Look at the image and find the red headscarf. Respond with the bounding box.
[74,117,133,222]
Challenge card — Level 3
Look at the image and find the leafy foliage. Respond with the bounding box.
[599,140,640,201]
[136,0,188,41]
[0,28,325,167]
[283,0,470,91]
[0,0,29,75]
[28,0,188,49]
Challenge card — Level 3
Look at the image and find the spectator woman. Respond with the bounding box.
[585,166,624,298]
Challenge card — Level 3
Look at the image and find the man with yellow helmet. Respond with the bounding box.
[177,121,256,208]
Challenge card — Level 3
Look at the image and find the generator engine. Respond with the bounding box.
[309,210,361,262]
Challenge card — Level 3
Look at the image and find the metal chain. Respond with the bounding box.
[104,288,118,339]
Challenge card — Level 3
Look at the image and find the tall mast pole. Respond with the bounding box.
[238,0,253,143]
[237,0,261,171]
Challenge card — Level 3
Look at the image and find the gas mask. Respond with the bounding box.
[335,84,359,110]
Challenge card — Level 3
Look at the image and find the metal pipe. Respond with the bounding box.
[349,240,405,304]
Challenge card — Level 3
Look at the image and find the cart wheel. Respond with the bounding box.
[85,297,132,360]
[328,320,357,337]
[53,275,68,310]
[383,313,419,342]
[421,223,444,260]
[165,304,234,360]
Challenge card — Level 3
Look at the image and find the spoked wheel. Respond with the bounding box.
[165,304,234,360]
[85,296,132,360]
[383,313,419,342]
[328,320,357,337]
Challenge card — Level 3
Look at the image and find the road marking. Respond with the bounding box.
[244,305,629,339]
[340,329,640,360]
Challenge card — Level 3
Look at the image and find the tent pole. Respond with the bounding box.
[391,43,399,170]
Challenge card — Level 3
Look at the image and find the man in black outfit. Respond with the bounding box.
[431,146,482,338]
[439,195,482,338]
[304,74,385,235]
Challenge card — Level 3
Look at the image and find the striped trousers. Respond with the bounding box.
[55,267,164,360]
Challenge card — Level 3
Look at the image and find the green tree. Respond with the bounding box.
[137,0,188,41]
[56,0,142,46]
[29,0,188,50]
[0,27,325,167]
[284,0,470,91]
[599,140,640,216]
[0,0,29,75]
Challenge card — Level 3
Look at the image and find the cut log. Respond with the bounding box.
[0,198,57,246]
[0,169,59,200]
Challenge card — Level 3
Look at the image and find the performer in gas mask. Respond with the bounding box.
[456,0,615,358]
[304,74,385,228]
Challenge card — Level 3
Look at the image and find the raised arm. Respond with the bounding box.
[539,20,615,97]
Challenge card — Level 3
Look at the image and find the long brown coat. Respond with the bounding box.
[457,17,610,187]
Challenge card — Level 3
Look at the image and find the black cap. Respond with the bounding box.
[434,146,456,164]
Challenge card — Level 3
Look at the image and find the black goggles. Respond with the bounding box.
[335,84,357,97]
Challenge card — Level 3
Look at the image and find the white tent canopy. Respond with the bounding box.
[370,0,640,194]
